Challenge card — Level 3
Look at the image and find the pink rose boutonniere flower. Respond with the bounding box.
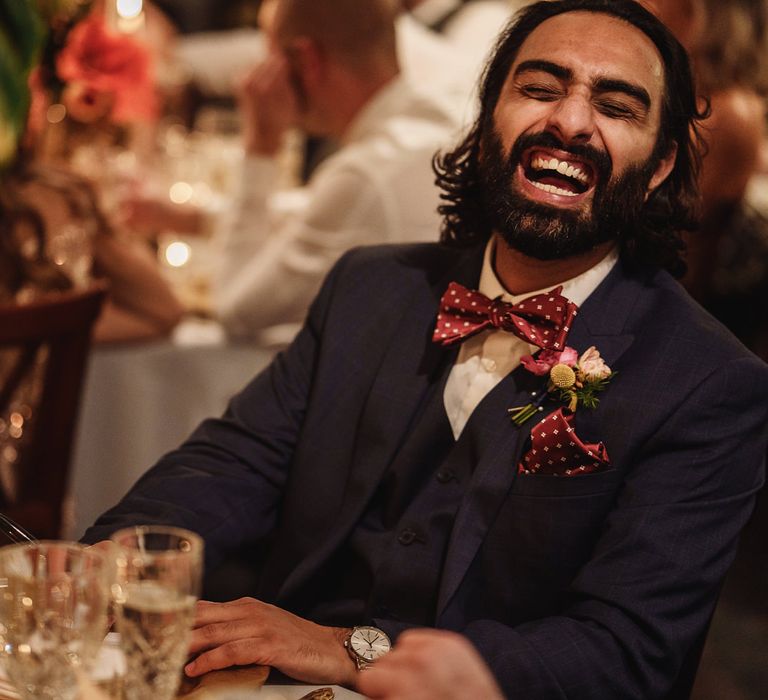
[509,345,615,426]
[520,347,578,376]
[577,346,612,382]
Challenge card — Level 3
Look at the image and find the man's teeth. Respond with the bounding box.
[531,156,589,184]
[531,181,579,197]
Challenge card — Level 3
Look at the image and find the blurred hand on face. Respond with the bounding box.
[237,50,301,157]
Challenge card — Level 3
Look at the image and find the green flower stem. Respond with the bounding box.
[507,403,540,427]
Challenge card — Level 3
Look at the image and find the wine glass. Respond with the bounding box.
[0,541,110,700]
[110,525,203,700]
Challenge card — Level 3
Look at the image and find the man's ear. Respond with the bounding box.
[645,141,678,198]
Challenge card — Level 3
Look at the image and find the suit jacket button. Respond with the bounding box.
[397,528,417,546]
[436,468,455,483]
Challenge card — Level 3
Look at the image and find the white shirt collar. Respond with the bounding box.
[477,236,619,309]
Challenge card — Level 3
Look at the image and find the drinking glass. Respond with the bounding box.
[0,541,110,700]
[110,526,203,700]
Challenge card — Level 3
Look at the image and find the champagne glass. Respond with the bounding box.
[110,526,203,700]
[0,541,110,700]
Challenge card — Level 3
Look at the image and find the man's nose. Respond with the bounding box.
[545,93,595,144]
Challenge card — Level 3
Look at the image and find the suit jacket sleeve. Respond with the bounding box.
[80,248,352,571]
[461,354,768,699]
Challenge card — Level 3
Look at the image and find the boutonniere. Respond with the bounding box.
[508,346,615,426]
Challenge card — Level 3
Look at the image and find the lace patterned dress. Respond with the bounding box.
[0,167,90,512]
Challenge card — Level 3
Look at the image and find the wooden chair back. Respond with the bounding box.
[0,285,106,539]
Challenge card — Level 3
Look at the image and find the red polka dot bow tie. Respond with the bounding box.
[433,281,578,350]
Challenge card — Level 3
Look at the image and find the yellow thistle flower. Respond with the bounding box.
[550,363,576,389]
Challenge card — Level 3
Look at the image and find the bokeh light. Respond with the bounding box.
[116,0,143,19]
[164,241,191,268]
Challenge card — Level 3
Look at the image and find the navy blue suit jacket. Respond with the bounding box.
[85,242,768,699]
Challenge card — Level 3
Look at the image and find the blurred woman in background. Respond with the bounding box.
[643,7,768,699]
[1,0,185,344]
[647,0,768,358]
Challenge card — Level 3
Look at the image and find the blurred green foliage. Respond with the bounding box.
[0,0,46,167]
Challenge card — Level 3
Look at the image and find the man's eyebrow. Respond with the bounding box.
[593,77,651,109]
[513,59,572,81]
[513,59,653,111]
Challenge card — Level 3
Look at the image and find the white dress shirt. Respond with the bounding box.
[444,239,618,438]
[212,76,460,346]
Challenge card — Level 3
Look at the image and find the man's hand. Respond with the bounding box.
[185,598,356,687]
[357,629,504,700]
[237,50,300,157]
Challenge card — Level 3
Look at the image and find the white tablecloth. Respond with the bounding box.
[94,634,365,699]
[68,319,274,539]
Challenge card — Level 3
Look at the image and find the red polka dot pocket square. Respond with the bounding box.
[518,407,611,476]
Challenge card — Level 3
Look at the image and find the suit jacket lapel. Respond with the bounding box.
[436,261,640,617]
[342,244,488,507]
[279,244,486,600]
[566,261,640,365]
[436,363,540,615]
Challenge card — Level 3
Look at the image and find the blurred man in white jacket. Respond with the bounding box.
[212,0,461,345]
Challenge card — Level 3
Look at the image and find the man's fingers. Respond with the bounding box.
[196,597,255,608]
[192,619,239,644]
[184,639,267,678]
[193,598,261,625]
[240,53,287,101]
[188,618,270,654]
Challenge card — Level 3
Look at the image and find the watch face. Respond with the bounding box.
[350,626,391,661]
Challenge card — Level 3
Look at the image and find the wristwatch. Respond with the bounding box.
[344,625,392,670]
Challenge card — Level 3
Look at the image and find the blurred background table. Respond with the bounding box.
[66,318,273,539]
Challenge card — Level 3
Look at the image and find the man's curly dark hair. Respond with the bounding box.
[434,0,708,277]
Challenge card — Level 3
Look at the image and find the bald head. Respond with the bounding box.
[274,0,399,72]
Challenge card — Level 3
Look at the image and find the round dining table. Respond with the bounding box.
[67,318,274,540]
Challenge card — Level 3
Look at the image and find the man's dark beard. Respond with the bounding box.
[478,129,660,260]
